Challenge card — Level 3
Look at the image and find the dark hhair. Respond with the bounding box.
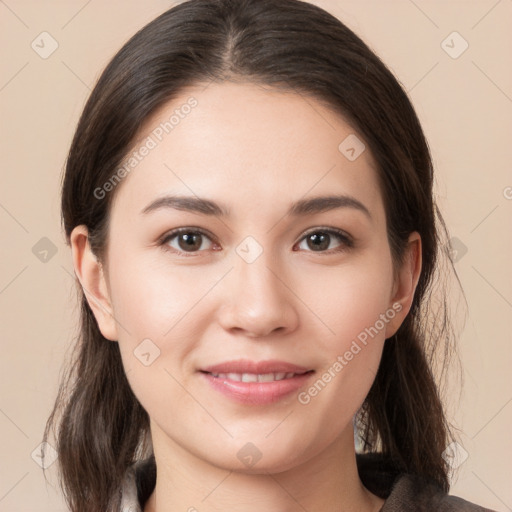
[43,0,460,510]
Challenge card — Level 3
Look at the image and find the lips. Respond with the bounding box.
[201,359,311,375]
[199,359,314,405]
[208,371,302,382]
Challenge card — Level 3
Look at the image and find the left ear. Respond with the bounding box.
[384,231,422,339]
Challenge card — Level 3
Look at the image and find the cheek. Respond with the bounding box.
[295,252,394,408]
[108,252,218,337]
[107,256,203,415]
[301,250,394,349]
[106,250,236,401]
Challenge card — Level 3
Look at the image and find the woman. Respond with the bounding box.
[43,0,497,510]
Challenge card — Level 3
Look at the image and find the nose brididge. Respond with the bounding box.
[215,236,301,339]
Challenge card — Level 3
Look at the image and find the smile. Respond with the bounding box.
[207,371,307,382]
[199,361,315,405]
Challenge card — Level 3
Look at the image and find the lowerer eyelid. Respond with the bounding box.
[158,225,355,256]
[295,226,354,254]
[158,226,217,257]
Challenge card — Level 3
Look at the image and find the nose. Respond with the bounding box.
[217,250,299,338]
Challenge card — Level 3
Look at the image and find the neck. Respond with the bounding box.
[144,423,384,512]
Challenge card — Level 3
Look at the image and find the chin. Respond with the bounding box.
[200,438,314,475]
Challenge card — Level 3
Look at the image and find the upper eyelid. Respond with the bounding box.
[159,226,216,242]
[301,226,352,239]
[160,226,353,249]
[299,227,354,249]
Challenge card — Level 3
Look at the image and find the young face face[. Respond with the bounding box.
[72,81,420,475]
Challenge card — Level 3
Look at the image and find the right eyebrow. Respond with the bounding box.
[140,193,372,220]
[141,195,229,217]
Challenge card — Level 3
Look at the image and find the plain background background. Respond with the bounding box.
[1,0,511,510]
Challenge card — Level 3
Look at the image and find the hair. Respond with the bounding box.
[43,0,463,510]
